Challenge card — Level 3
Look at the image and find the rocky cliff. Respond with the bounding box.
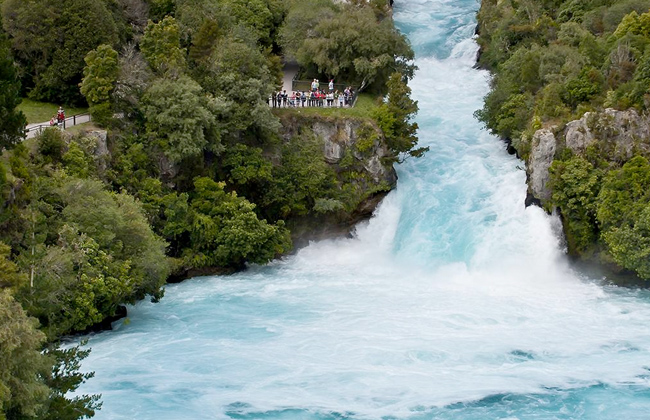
[527,108,650,206]
[278,114,397,246]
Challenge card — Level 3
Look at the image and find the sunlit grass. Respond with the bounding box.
[18,99,88,124]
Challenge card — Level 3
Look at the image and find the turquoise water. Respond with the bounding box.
[78,1,650,418]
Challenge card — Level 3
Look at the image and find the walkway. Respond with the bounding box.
[282,61,299,93]
[24,113,92,139]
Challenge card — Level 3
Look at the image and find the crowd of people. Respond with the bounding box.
[270,79,356,108]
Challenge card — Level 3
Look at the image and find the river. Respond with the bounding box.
[78,0,650,418]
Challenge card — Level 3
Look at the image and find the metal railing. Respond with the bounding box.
[270,91,358,108]
[24,113,92,138]
[274,80,359,108]
[291,80,350,93]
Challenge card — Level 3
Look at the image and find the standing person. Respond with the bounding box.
[272,91,277,108]
[57,106,65,125]
[282,90,288,107]
[301,91,307,107]
[311,79,317,92]
[344,87,351,106]
[328,79,334,92]
[337,91,344,108]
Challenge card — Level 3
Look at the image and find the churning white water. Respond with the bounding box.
[78,0,650,418]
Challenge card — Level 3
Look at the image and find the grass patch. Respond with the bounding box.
[18,99,88,124]
[272,93,382,119]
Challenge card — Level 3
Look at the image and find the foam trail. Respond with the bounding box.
[77,1,650,419]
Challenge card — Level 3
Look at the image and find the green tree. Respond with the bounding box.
[80,44,119,126]
[195,34,279,136]
[604,205,650,279]
[1,0,119,104]
[279,0,337,59]
[149,0,176,21]
[373,73,427,161]
[596,156,650,278]
[288,5,415,91]
[597,155,650,231]
[549,155,601,254]
[140,16,186,74]
[163,177,291,269]
[211,0,285,47]
[0,289,50,419]
[0,36,26,151]
[16,175,170,337]
[41,345,101,420]
[142,75,223,164]
[62,142,93,179]
[80,45,119,104]
[0,242,25,290]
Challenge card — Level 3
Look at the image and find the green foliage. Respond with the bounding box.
[279,0,337,58]
[476,0,650,141]
[1,0,119,104]
[37,128,66,165]
[259,131,338,218]
[142,75,222,163]
[141,16,186,74]
[13,175,170,337]
[313,198,344,214]
[89,102,114,127]
[373,73,427,160]
[603,203,650,279]
[80,45,119,105]
[62,142,93,179]
[80,44,119,126]
[195,34,279,136]
[596,155,650,231]
[562,66,603,108]
[220,0,277,46]
[41,345,101,420]
[612,10,650,39]
[149,0,176,21]
[282,3,414,92]
[0,35,26,150]
[0,242,25,293]
[549,155,601,254]
[163,177,291,269]
[0,289,49,419]
[222,144,273,186]
[596,156,650,278]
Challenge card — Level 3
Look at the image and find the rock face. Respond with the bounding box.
[280,115,398,188]
[527,108,650,205]
[565,108,650,158]
[528,128,557,203]
[279,114,398,245]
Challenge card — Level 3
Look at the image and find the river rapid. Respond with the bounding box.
[78,0,650,418]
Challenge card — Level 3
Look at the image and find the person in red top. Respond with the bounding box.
[56,106,65,125]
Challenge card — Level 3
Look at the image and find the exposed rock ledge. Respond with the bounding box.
[278,114,398,247]
[527,108,650,205]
